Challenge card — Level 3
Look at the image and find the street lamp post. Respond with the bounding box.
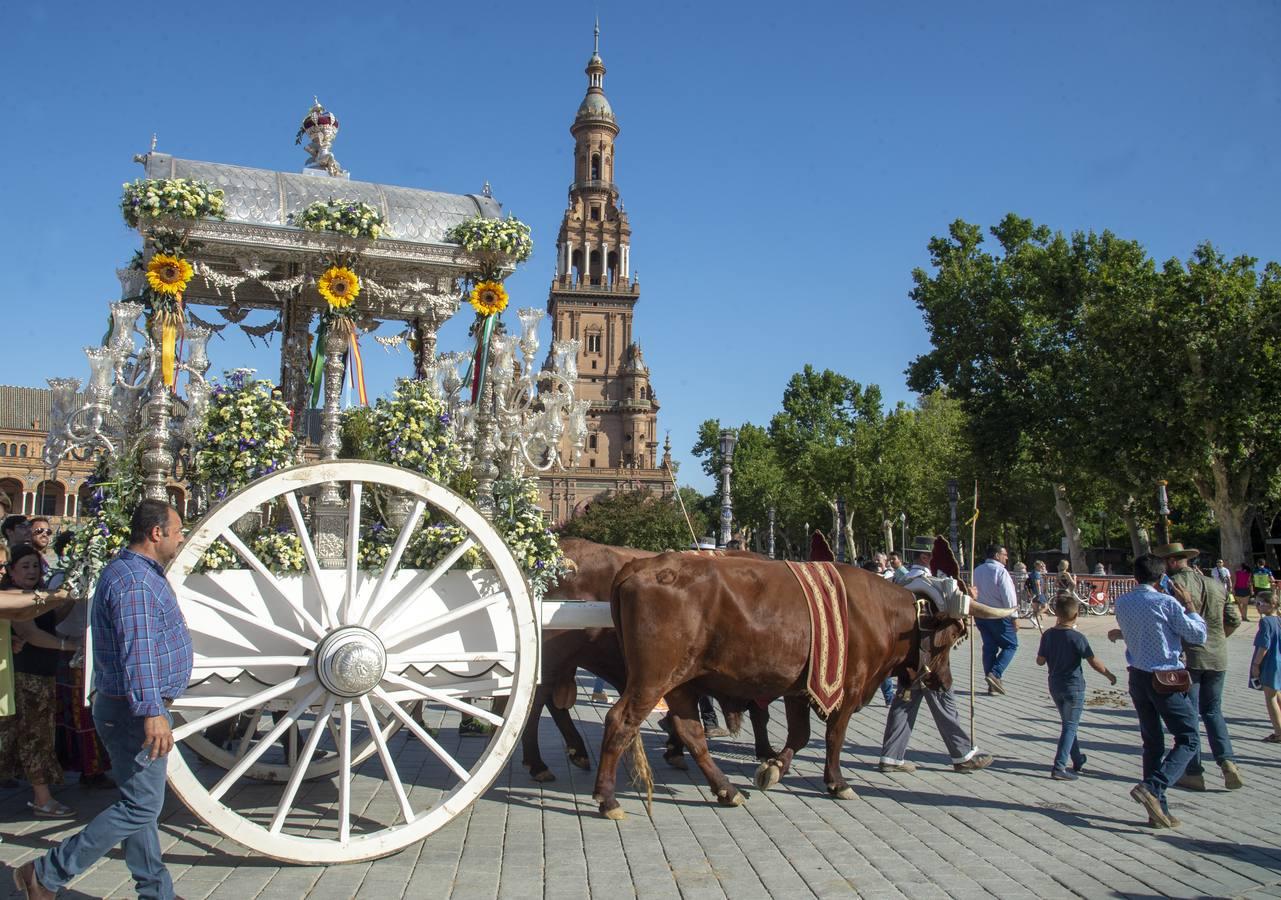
[899,512,907,559]
[835,497,847,563]
[768,506,776,559]
[718,429,737,549]
[947,479,960,568]
[1156,480,1170,545]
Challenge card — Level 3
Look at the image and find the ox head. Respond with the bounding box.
[911,581,1015,691]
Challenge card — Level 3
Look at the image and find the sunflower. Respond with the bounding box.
[318,266,361,309]
[146,254,193,297]
[469,280,508,317]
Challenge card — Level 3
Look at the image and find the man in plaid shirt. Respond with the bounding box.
[14,499,191,900]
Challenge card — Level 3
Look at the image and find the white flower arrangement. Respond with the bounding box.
[60,454,142,599]
[445,215,534,264]
[191,371,300,504]
[121,178,226,229]
[292,199,387,240]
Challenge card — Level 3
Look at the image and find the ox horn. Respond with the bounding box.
[968,599,1018,619]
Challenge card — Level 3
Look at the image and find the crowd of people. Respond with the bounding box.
[856,536,1280,830]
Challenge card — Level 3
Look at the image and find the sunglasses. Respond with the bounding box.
[31,528,51,536]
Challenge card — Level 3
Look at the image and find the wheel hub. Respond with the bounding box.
[315,626,386,698]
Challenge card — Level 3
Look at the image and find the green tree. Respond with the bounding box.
[558,489,704,552]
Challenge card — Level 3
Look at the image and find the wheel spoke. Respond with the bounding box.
[171,674,313,742]
[180,586,315,651]
[192,656,311,669]
[358,499,426,628]
[284,490,337,630]
[220,527,325,638]
[381,672,503,726]
[339,700,353,843]
[372,685,471,781]
[342,482,362,624]
[234,707,265,760]
[378,588,506,650]
[359,695,415,825]
[269,696,336,834]
[209,685,325,800]
[368,536,478,632]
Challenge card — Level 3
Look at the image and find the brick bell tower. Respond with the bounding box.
[540,24,671,523]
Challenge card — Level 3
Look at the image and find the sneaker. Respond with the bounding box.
[590,691,608,703]
[1221,760,1244,790]
[878,761,917,774]
[1130,783,1172,828]
[1071,754,1087,774]
[984,674,1005,695]
[1148,813,1181,829]
[458,718,493,738]
[954,753,994,773]
[1050,768,1078,781]
[1176,772,1206,792]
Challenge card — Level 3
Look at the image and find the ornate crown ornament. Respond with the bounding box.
[296,98,347,177]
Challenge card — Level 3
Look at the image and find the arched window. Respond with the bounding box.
[607,251,619,284]
[0,444,7,457]
[591,153,601,180]
[8,444,16,456]
[589,250,602,284]
[18,445,26,458]
[77,482,95,519]
[571,249,584,284]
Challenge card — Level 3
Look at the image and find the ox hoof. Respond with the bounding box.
[754,763,781,791]
[664,753,688,771]
[756,747,780,761]
[531,769,557,783]
[716,788,746,807]
[568,752,592,771]
[827,784,857,801]
[600,802,627,820]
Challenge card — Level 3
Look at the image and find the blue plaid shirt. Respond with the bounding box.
[1114,583,1207,672]
[91,549,193,717]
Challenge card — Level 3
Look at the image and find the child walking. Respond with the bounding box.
[1036,593,1117,780]
[1249,592,1281,742]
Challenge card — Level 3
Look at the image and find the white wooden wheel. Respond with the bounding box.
[164,461,538,864]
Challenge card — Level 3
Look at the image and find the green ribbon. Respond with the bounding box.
[470,314,498,404]
[309,319,329,408]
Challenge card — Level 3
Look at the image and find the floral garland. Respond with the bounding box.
[197,529,305,574]
[342,378,463,485]
[491,475,569,599]
[191,370,299,503]
[61,454,142,599]
[292,199,387,240]
[120,178,224,390]
[120,177,226,230]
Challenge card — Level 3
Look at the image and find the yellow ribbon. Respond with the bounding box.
[161,321,177,388]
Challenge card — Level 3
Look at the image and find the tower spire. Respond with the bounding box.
[594,16,600,56]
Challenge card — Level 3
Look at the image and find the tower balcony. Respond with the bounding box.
[551,273,639,294]
[569,180,619,198]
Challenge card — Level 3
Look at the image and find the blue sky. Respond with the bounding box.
[4,2,1279,491]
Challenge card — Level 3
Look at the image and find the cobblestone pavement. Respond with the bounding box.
[1,615,1279,898]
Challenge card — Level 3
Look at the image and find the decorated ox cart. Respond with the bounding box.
[45,105,614,864]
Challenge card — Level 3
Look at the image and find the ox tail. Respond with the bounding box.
[627,731,654,815]
[723,708,743,736]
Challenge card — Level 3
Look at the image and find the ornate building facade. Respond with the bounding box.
[538,31,673,523]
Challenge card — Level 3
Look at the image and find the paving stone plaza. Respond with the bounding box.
[1,615,1278,899]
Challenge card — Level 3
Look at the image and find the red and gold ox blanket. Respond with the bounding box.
[784,561,849,718]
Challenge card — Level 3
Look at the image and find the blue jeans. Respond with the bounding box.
[879,677,895,705]
[592,676,605,693]
[1049,684,1085,772]
[976,618,1018,679]
[1127,668,1199,811]
[37,695,175,899]
[1186,668,1235,775]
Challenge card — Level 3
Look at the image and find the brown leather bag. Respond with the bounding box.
[1152,669,1191,694]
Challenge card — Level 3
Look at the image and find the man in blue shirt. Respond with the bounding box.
[973,545,1019,695]
[1110,553,1207,830]
[14,499,191,900]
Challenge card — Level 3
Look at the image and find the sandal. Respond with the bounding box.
[1262,733,1281,743]
[28,800,76,819]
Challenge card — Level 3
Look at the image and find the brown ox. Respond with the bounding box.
[522,539,776,781]
[591,552,1011,818]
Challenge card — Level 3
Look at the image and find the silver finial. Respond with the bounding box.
[150,133,158,152]
[482,180,493,198]
[594,16,600,54]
